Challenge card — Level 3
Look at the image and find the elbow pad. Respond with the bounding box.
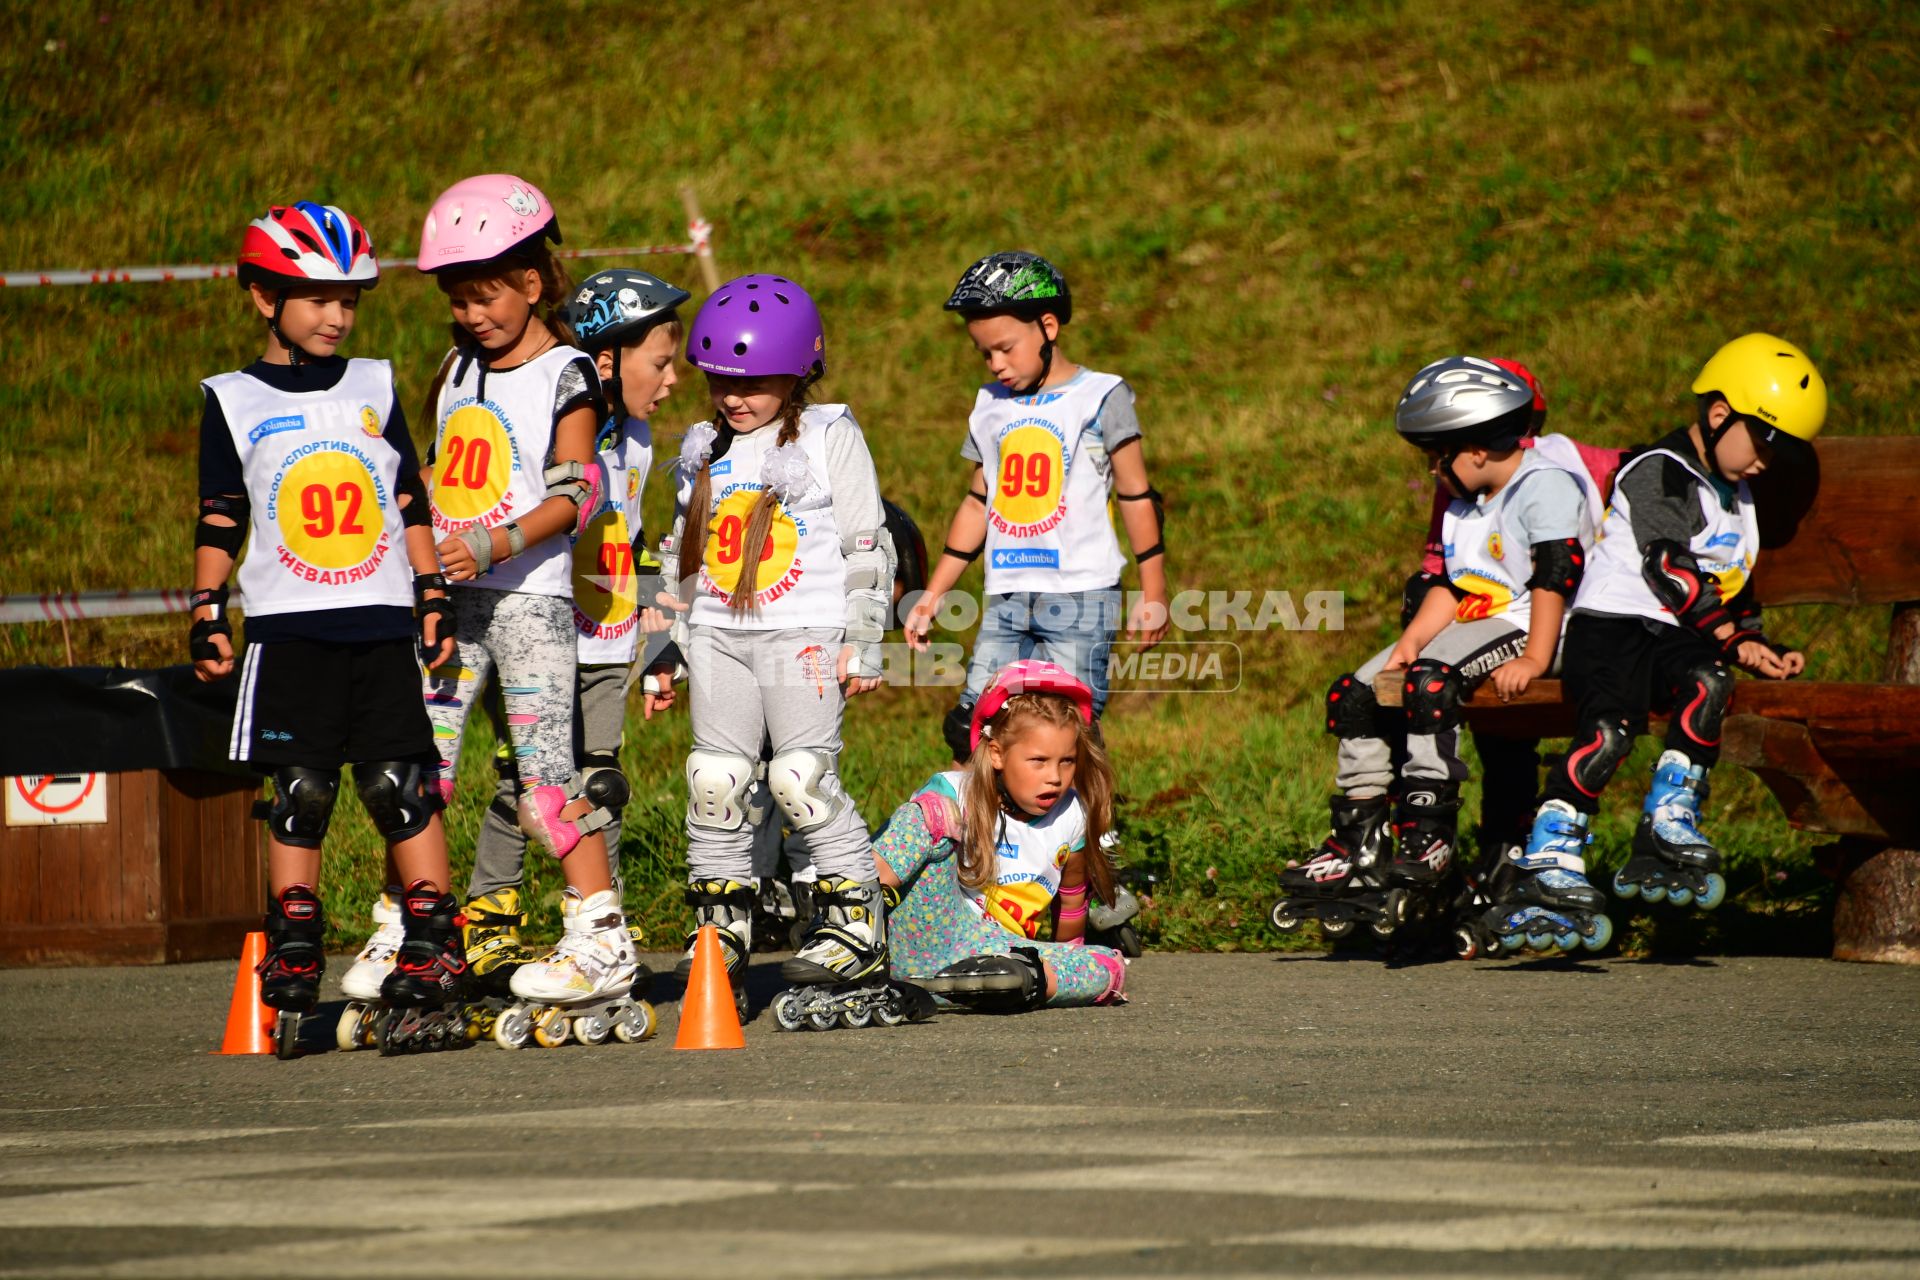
[1526,538,1586,598]
[840,526,897,593]
[1641,540,1732,637]
[194,495,249,556]
[398,472,431,527]
[542,460,609,537]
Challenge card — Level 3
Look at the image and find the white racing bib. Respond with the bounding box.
[204,359,412,618]
[677,404,855,632]
[429,345,593,599]
[1576,446,1759,624]
[1440,442,1601,633]
[572,418,653,663]
[920,770,1087,941]
[967,372,1128,594]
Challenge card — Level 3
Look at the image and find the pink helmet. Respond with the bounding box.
[238,202,379,291]
[970,660,1095,751]
[416,174,561,272]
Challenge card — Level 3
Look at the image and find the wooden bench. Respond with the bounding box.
[1390,436,1920,962]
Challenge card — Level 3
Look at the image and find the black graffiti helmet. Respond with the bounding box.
[561,268,692,352]
[1394,355,1537,452]
[943,251,1072,325]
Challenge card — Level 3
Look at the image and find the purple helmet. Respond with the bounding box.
[687,274,825,381]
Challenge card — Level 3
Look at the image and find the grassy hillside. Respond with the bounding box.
[4,2,1915,952]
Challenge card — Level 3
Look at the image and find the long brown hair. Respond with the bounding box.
[956,693,1116,905]
[675,387,807,617]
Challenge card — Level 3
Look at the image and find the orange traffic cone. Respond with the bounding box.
[214,930,273,1055]
[674,924,745,1050]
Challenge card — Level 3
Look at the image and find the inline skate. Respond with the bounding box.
[368,881,473,1055]
[680,878,755,1022]
[1270,795,1400,942]
[1465,801,1614,956]
[334,887,403,1051]
[492,888,655,1049]
[1613,751,1728,910]
[916,946,1045,1013]
[774,877,932,1030]
[259,884,326,1060]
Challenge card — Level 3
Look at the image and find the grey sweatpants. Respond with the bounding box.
[1336,617,1531,797]
[467,662,631,900]
[685,623,875,883]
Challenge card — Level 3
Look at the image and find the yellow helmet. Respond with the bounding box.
[1690,332,1828,448]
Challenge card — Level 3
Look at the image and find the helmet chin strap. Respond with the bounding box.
[1438,447,1483,500]
[1697,400,1737,477]
[269,292,304,368]
[598,344,624,452]
[1008,316,1056,397]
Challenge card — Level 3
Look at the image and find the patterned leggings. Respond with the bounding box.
[874,801,1126,1008]
[421,589,577,803]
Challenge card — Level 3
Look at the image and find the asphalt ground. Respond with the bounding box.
[3,951,1918,1278]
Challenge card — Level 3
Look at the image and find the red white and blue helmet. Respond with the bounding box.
[238,202,379,291]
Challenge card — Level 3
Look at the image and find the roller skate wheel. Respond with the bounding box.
[492,1004,534,1050]
[1667,885,1694,908]
[613,1001,657,1044]
[1698,873,1728,911]
[1452,926,1480,961]
[335,1003,369,1052]
[1269,901,1302,933]
[874,997,906,1027]
[1641,883,1668,904]
[1582,914,1615,951]
[806,1007,838,1032]
[1498,932,1526,953]
[734,987,751,1024]
[772,990,806,1032]
[532,1006,572,1048]
[1370,920,1395,940]
[840,1005,872,1029]
[1552,929,1579,953]
[374,1007,404,1057]
[1612,870,1640,900]
[1320,917,1355,940]
[273,1010,302,1061]
[1525,932,1555,953]
[574,1013,612,1046]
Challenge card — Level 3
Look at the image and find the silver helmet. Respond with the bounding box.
[1394,356,1536,450]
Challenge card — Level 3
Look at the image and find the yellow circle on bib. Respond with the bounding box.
[277,451,383,570]
[573,510,637,627]
[703,488,799,598]
[993,424,1066,527]
[433,404,512,523]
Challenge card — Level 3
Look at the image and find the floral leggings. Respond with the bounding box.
[874,798,1126,1008]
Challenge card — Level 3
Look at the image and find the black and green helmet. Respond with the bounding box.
[943,251,1072,324]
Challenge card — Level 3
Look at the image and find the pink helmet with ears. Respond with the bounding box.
[416,174,561,272]
[970,660,1095,751]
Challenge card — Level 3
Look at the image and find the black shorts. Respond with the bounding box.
[229,637,434,770]
[1560,613,1719,733]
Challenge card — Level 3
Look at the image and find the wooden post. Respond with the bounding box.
[1831,600,1920,964]
[680,186,722,293]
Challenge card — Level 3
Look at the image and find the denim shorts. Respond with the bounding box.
[960,586,1123,715]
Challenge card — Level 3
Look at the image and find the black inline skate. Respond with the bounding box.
[371,881,472,1055]
[259,884,326,1060]
[774,878,933,1030]
[917,946,1046,1013]
[1612,751,1728,911]
[1270,795,1399,942]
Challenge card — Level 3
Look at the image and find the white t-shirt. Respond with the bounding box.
[572,417,653,663]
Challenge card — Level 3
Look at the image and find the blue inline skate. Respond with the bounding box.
[1470,801,1614,955]
[1613,751,1728,910]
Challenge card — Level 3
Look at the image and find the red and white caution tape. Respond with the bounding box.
[0,590,245,625]
[2,238,705,290]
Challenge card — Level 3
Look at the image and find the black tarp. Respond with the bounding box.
[0,665,248,777]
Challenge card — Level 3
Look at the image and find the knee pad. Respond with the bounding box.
[1559,715,1633,799]
[259,766,339,849]
[352,760,439,843]
[686,750,759,832]
[517,782,584,859]
[942,700,975,763]
[1324,672,1380,739]
[1402,659,1464,735]
[766,748,848,833]
[580,754,630,814]
[1671,658,1733,750]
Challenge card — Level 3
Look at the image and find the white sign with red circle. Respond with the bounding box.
[6,773,107,826]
